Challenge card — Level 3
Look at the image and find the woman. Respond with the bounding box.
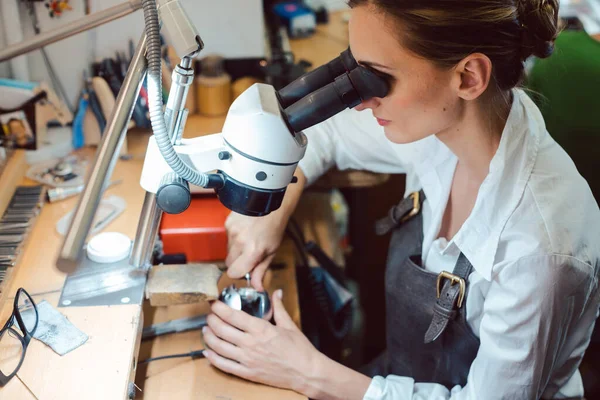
[202,0,600,398]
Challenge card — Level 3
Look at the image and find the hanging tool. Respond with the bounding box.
[45,0,73,18]
[72,91,88,149]
[85,74,106,133]
[72,71,106,149]
[25,0,74,114]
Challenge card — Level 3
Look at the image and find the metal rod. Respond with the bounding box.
[130,56,194,269]
[129,193,163,269]
[56,33,148,273]
[166,57,194,145]
[0,0,143,63]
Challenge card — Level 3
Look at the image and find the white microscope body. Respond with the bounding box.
[140,84,307,195]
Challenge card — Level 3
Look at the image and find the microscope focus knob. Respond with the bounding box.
[156,173,191,214]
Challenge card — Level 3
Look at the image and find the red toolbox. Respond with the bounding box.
[159,195,230,261]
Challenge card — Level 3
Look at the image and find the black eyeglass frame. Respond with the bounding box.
[0,288,38,386]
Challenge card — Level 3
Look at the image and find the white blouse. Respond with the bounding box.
[298,89,600,399]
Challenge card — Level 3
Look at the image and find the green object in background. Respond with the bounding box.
[526,30,600,199]
[527,30,600,141]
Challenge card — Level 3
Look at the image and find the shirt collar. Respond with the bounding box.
[417,89,543,281]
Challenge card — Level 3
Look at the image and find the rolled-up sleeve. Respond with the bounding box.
[298,108,408,185]
[362,254,598,400]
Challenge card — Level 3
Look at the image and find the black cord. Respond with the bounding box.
[285,226,310,268]
[285,222,353,340]
[289,217,307,244]
[139,350,205,364]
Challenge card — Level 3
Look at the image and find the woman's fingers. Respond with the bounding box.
[211,300,267,334]
[206,313,248,346]
[227,247,263,279]
[272,289,296,329]
[202,326,245,362]
[225,243,242,268]
[203,349,254,380]
[250,254,275,291]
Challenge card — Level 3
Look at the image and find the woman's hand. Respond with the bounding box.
[224,211,287,291]
[202,290,319,395]
[224,169,307,291]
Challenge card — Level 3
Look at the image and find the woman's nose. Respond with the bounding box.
[355,97,379,111]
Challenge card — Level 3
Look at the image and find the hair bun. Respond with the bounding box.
[518,0,560,59]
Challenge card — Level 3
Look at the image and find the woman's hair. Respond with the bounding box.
[347,0,560,91]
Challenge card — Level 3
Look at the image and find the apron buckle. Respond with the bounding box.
[436,271,466,308]
[397,191,421,224]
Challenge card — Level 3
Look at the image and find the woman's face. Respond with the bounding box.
[349,6,462,144]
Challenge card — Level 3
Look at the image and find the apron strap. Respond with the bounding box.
[375,189,426,235]
[424,253,474,343]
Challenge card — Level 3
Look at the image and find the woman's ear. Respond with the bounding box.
[454,53,492,101]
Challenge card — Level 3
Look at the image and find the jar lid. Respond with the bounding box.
[87,232,132,264]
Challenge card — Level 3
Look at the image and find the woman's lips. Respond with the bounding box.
[376,117,390,126]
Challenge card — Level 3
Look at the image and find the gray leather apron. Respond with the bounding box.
[361,190,480,390]
[359,190,584,399]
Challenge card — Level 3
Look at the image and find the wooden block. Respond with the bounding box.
[135,241,305,399]
[146,263,224,306]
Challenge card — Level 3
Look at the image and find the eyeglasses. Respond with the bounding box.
[0,288,38,386]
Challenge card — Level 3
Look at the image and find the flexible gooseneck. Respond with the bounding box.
[141,0,209,188]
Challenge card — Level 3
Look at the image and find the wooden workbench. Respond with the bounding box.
[0,126,305,400]
[0,137,148,399]
[0,9,352,400]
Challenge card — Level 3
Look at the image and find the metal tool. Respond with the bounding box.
[0,223,30,230]
[0,235,24,243]
[47,179,122,203]
[0,217,31,223]
[219,285,271,319]
[0,229,27,236]
[0,248,18,256]
[8,203,39,210]
[2,213,37,220]
[0,222,29,231]
[142,314,207,341]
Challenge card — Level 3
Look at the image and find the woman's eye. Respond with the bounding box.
[380,72,395,83]
[362,64,395,84]
[373,71,396,86]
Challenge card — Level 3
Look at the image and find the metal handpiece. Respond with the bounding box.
[219,285,271,320]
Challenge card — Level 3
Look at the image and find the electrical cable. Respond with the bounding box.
[285,222,352,340]
[139,349,205,364]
